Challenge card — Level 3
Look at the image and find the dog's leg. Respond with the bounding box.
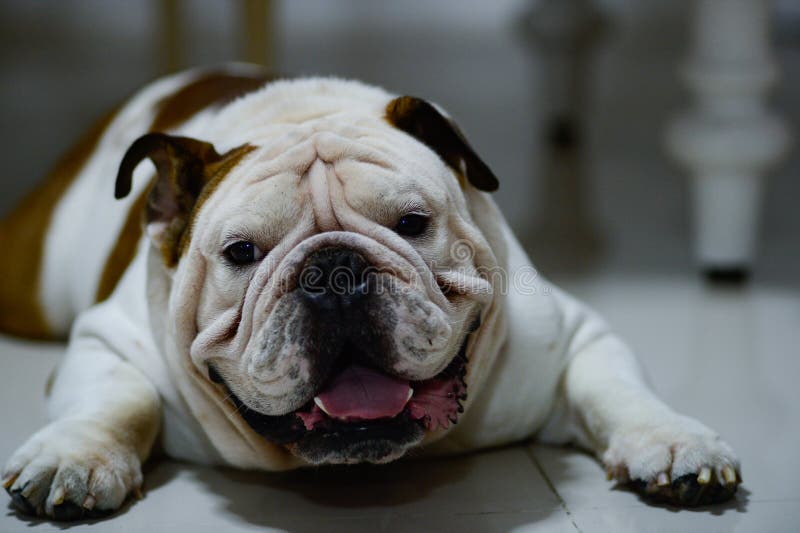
[2,302,160,520]
[539,290,741,506]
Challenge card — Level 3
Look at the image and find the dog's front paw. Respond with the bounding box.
[2,420,143,520]
[603,415,741,506]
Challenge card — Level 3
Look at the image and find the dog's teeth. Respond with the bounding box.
[656,472,670,487]
[313,397,331,416]
[697,466,711,485]
[406,388,414,402]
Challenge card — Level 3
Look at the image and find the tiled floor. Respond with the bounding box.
[2,273,798,532]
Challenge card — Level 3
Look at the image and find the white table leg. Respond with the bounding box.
[667,0,790,281]
[516,0,607,273]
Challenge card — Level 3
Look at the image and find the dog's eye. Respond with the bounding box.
[224,241,264,265]
[394,214,429,237]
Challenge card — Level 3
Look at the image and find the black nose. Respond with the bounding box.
[298,247,369,312]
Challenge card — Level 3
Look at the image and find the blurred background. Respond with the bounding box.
[0,0,797,287]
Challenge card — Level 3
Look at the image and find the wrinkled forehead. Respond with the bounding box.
[197,115,458,235]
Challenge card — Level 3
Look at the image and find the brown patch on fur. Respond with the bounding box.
[150,72,273,133]
[0,109,118,339]
[385,96,499,192]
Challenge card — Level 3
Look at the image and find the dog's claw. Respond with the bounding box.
[2,473,18,490]
[52,485,66,505]
[82,494,96,511]
[627,470,739,506]
[697,466,711,485]
[722,466,737,486]
[21,482,36,499]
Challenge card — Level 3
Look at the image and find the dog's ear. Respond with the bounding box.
[115,133,247,266]
[385,96,498,192]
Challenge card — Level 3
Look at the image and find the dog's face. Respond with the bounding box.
[116,82,500,465]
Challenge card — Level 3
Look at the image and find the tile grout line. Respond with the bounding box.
[525,446,583,533]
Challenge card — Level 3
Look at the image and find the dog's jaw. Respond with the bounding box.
[208,329,472,465]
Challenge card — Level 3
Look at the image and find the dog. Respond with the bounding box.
[0,64,740,520]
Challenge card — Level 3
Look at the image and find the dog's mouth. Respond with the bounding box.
[208,334,470,462]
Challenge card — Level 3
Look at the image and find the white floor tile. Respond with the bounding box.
[570,500,799,533]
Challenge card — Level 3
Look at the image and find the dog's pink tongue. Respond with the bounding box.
[315,365,412,420]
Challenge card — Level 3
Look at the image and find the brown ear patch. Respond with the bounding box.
[93,71,272,299]
[385,96,499,192]
[115,133,254,268]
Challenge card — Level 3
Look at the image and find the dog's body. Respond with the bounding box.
[1,65,740,519]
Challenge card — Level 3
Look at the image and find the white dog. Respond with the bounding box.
[0,65,740,520]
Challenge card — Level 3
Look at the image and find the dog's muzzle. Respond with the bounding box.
[210,242,475,464]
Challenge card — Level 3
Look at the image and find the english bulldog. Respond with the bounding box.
[0,64,740,520]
